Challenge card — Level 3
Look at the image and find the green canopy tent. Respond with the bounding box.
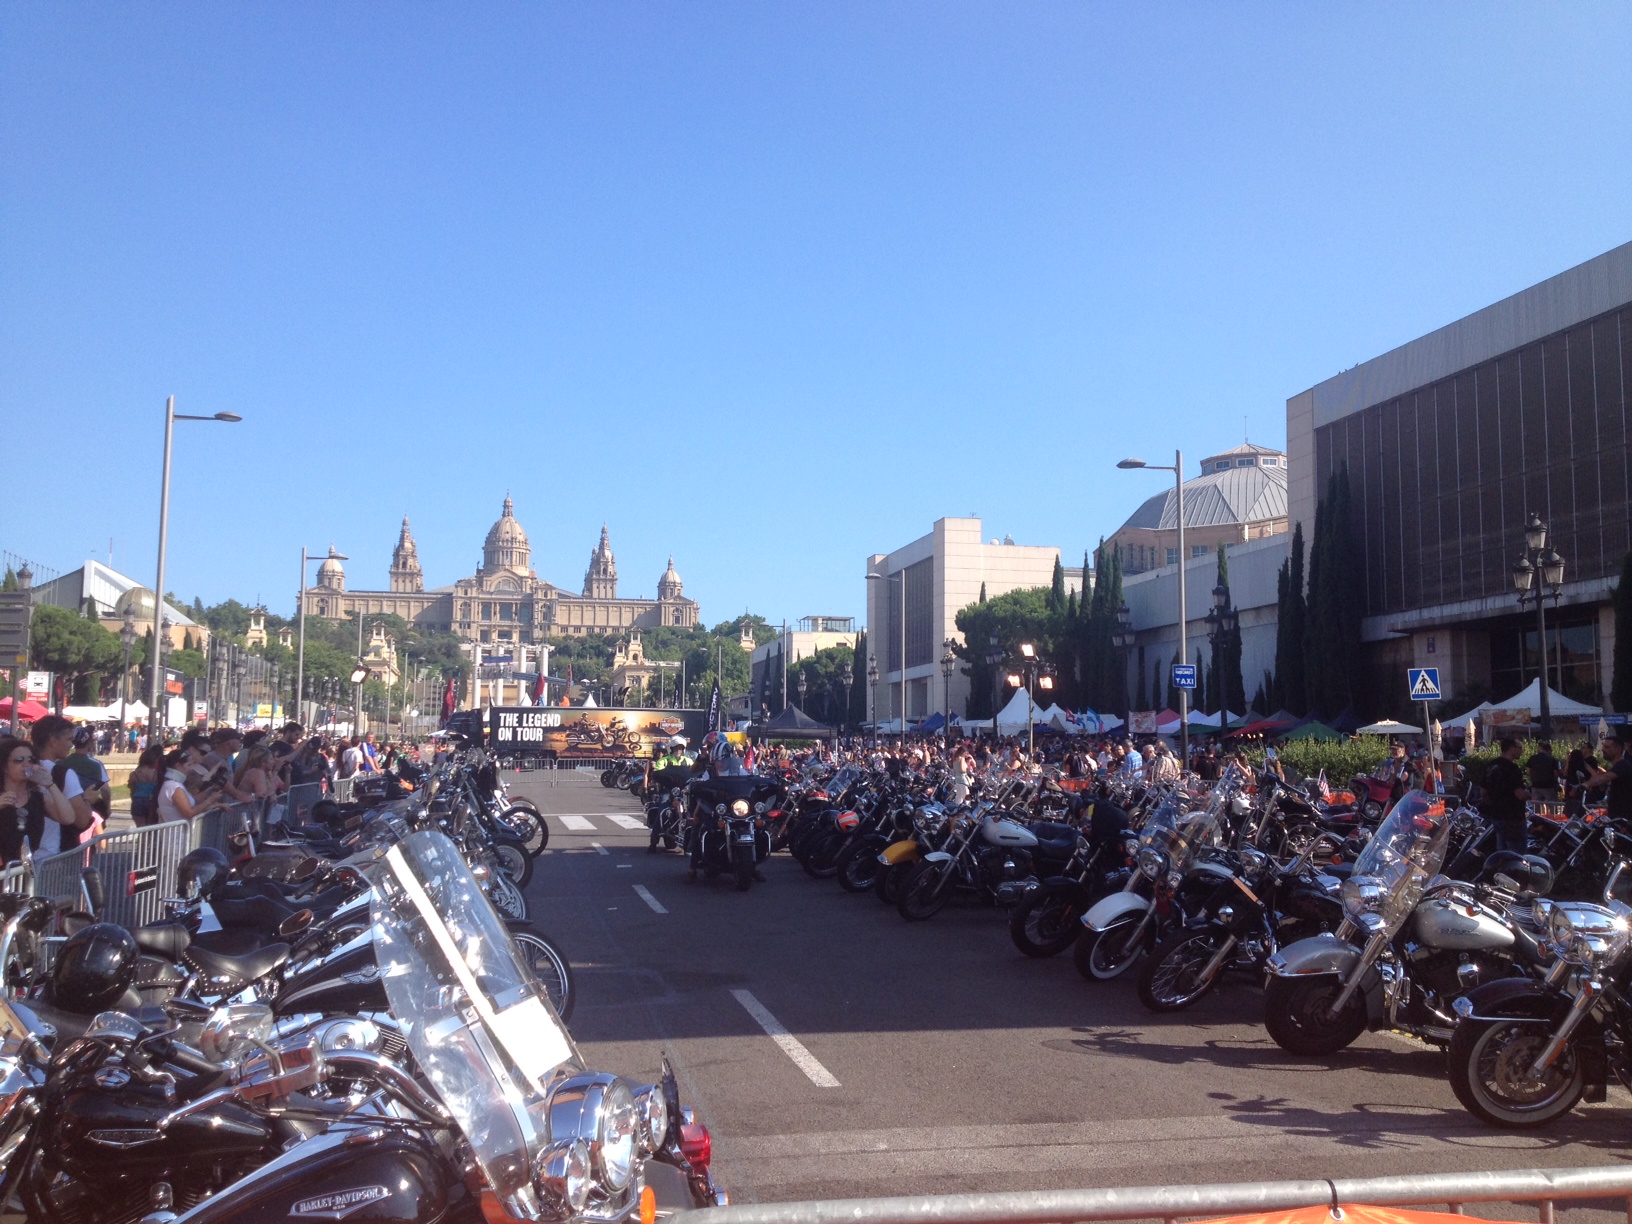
[1281,720,1342,742]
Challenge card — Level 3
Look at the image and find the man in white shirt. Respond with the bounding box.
[340,738,365,778]
[29,716,92,855]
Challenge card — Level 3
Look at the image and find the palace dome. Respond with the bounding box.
[483,497,531,571]
[316,545,346,591]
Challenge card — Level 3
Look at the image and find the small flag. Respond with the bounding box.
[706,679,722,732]
[439,677,456,726]
[1316,769,1331,803]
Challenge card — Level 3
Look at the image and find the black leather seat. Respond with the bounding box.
[1030,823,1079,855]
[183,941,291,989]
[190,928,271,957]
[133,923,192,959]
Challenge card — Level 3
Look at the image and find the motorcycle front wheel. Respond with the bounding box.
[1263,974,1367,1055]
[490,875,529,922]
[897,860,954,922]
[874,861,906,905]
[735,854,755,892]
[1073,916,1149,981]
[601,770,617,788]
[1448,1018,1584,1128]
[1137,929,1228,1012]
[797,831,845,879]
[509,928,576,1023]
[836,838,884,893]
[493,838,534,888]
[1009,891,1082,958]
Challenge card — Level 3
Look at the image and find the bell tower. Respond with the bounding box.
[583,526,618,599]
[390,516,425,593]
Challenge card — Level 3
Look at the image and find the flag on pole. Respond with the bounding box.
[530,669,547,704]
[1316,769,1332,803]
[706,679,721,732]
[439,677,456,726]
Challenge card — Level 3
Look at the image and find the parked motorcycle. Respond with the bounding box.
[688,775,779,891]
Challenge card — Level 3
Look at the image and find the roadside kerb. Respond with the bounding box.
[685,1165,1632,1224]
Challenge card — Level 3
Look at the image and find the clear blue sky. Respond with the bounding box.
[4,5,1629,626]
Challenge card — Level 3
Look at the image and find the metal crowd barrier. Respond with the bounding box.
[688,1165,1632,1224]
[333,776,357,803]
[32,821,195,929]
[192,799,267,854]
[0,864,28,895]
[282,782,323,828]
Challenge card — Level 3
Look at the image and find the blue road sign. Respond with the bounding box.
[1408,668,1441,701]
[1172,664,1197,691]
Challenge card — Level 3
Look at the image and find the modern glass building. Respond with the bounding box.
[1286,240,1632,713]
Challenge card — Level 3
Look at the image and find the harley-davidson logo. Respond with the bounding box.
[290,1185,391,1219]
[659,716,683,735]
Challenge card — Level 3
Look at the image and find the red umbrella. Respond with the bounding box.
[0,696,50,723]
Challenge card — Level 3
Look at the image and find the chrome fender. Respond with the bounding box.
[922,851,954,864]
[1265,932,1361,979]
[1082,891,1150,932]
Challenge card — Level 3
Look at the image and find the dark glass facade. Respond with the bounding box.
[1313,305,1632,618]
[885,558,936,672]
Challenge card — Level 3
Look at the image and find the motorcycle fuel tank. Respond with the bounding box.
[277,938,388,1016]
[1412,896,1516,952]
[981,817,1039,848]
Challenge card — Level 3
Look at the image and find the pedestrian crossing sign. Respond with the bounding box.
[1408,668,1441,701]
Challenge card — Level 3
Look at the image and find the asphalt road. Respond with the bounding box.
[514,772,1630,1214]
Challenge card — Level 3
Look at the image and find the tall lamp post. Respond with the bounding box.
[939,642,957,743]
[1204,578,1237,725]
[984,635,1003,740]
[148,398,241,743]
[1512,513,1567,741]
[1007,642,1053,762]
[118,611,137,739]
[839,661,853,734]
[1118,450,1188,764]
[796,670,808,712]
[866,655,880,746]
[1110,603,1135,734]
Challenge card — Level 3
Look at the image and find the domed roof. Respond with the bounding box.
[485,497,529,549]
[316,544,346,587]
[658,556,683,599]
[114,587,156,620]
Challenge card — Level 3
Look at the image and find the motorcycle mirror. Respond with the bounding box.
[277,909,315,940]
[290,856,320,883]
[660,1056,682,1150]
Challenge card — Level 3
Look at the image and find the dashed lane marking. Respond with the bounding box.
[559,815,596,831]
[729,989,841,1088]
[590,842,610,855]
[633,885,668,914]
[604,813,648,830]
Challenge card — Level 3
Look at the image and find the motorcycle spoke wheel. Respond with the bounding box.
[1074,918,1148,981]
[1138,930,1226,1012]
[1263,975,1367,1055]
[1449,1019,1584,1128]
[511,929,576,1023]
[494,840,533,888]
[836,842,882,893]
[897,861,953,921]
[490,877,529,922]
[1010,893,1081,958]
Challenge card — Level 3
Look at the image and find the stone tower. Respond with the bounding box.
[584,525,618,599]
[390,516,425,593]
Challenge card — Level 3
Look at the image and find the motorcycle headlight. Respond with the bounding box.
[732,800,751,817]
[1340,876,1387,928]
[1137,847,1167,880]
[671,787,682,798]
[548,1073,640,1194]
[535,1137,592,1214]
[715,803,727,816]
[632,1082,669,1155]
[1547,902,1632,967]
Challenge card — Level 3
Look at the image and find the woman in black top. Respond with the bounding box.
[0,736,78,864]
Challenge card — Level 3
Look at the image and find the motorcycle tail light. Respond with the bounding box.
[680,1121,712,1168]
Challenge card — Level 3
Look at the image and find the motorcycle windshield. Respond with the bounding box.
[1348,790,1450,929]
[372,830,581,1203]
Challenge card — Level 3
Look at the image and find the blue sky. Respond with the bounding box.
[4,4,1629,626]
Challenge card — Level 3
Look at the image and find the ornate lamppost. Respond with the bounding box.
[939,642,957,743]
[1512,513,1566,740]
[1111,602,1135,733]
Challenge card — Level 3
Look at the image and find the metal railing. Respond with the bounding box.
[192,799,267,854]
[332,776,357,803]
[282,782,323,828]
[687,1165,1632,1224]
[32,821,195,929]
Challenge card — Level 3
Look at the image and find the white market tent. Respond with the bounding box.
[1483,679,1601,721]
[994,690,1041,736]
[1439,700,1494,730]
[1187,709,1248,729]
[1357,718,1423,735]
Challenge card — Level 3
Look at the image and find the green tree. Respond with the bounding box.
[1304,467,1363,716]
[1613,551,1632,712]
[1,567,16,592]
[1047,557,1066,613]
[1211,544,1246,717]
[1272,522,1308,715]
[953,586,1056,721]
[30,605,123,703]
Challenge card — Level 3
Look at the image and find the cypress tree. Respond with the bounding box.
[1,567,15,592]
[1165,651,1178,710]
[1135,644,1148,710]
[849,629,868,727]
[978,583,987,603]
[1048,557,1065,613]
[1195,647,1207,715]
[1613,552,1632,712]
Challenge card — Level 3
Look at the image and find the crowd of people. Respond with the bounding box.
[0,719,430,866]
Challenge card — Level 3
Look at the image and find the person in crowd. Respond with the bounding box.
[28,716,95,854]
[1483,737,1530,852]
[0,736,79,864]
[234,744,279,803]
[1527,740,1561,803]
[269,721,304,765]
[1564,741,1598,815]
[63,726,112,838]
[339,737,364,779]
[156,743,218,823]
[1149,742,1181,784]
[361,732,380,774]
[1584,733,1632,821]
[128,744,166,827]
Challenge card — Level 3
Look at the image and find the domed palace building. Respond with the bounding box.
[300,498,700,647]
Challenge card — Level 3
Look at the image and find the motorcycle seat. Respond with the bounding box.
[190,927,271,957]
[134,922,192,960]
[1030,823,1079,854]
[1319,863,1355,882]
[184,941,291,988]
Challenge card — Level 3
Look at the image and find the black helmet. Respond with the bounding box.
[1484,851,1555,899]
[52,923,138,1014]
[177,846,231,902]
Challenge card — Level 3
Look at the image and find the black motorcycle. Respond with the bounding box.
[687,775,778,891]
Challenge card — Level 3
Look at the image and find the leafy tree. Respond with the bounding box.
[1,567,15,592]
[1209,544,1246,717]
[1272,522,1308,714]
[786,642,857,726]
[1047,557,1066,613]
[30,605,123,702]
[1194,647,1207,714]
[953,586,1056,721]
[1613,551,1632,712]
[169,647,207,679]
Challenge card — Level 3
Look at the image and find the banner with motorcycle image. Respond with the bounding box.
[487,706,709,758]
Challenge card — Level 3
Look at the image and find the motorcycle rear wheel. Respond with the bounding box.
[1137,929,1227,1012]
[874,861,906,905]
[493,838,534,888]
[1448,1018,1584,1128]
[897,860,954,922]
[836,839,883,893]
[1009,891,1082,958]
[1073,916,1148,981]
[1263,974,1367,1055]
[509,928,576,1023]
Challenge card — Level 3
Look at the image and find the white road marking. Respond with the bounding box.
[616,864,632,869]
[590,842,610,856]
[729,989,840,1088]
[559,815,596,831]
[633,885,668,914]
[604,813,648,830]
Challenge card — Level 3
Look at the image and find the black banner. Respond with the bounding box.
[488,707,707,758]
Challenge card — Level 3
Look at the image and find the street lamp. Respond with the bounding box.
[350,662,369,736]
[148,397,241,743]
[796,670,808,711]
[118,611,137,738]
[865,569,909,742]
[1512,513,1567,740]
[1110,602,1135,731]
[866,654,880,745]
[940,642,957,743]
[1118,450,1189,763]
[1013,642,1052,761]
[839,661,854,733]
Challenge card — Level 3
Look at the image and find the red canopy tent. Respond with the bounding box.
[0,696,50,723]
